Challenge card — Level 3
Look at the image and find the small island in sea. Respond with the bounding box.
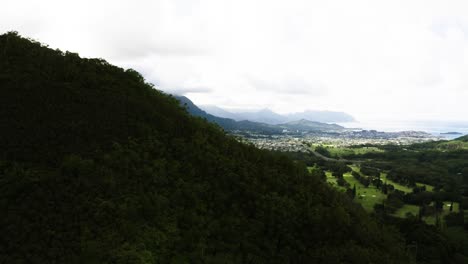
[440,132,463,135]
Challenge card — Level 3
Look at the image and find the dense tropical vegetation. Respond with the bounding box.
[0,32,416,263]
[299,137,468,263]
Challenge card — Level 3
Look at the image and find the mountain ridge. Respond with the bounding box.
[0,32,411,263]
[280,118,344,131]
[175,95,283,134]
[200,104,356,124]
[176,95,344,133]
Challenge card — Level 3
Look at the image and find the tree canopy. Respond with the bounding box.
[0,32,412,263]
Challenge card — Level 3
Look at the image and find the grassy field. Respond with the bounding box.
[423,201,460,225]
[325,146,384,158]
[436,140,468,151]
[324,171,346,191]
[314,167,386,212]
[343,172,386,212]
[392,201,459,225]
[416,182,434,192]
[307,167,345,190]
[324,171,337,184]
[314,165,452,225]
[393,204,419,218]
[380,172,435,193]
[351,165,435,193]
[380,173,413,193]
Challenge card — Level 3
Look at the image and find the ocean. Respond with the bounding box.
[337,120,468,140]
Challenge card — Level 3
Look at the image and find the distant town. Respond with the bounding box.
[175,94,455,152]
[233,129,442,152]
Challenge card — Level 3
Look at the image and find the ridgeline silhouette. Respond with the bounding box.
[0,32,411,263]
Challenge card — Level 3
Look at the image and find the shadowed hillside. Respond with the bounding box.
[175,95,283,134]
[0,32,412,263]
[176,95,344,133]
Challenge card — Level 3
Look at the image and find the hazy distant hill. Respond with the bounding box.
[200,105,355,124]
[201,105,286,124]
[177,96,344,133]
[280,119,344,132]
[175,96,282,134]
[286,110,355,123]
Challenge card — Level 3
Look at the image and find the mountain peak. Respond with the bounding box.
[280,118,344,131]
[287,110,356,123]
[201,105,355,124]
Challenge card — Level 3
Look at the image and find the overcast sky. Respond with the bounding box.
[2,0,468,122]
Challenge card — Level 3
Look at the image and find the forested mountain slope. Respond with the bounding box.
[0,32,411,263]
[176,95,344,133]
[199,105,356,124]
[175,95,283,134]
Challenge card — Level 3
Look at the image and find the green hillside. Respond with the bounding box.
[0,32,412,263]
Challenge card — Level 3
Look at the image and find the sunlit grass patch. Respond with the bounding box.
[416,182,434,192]
[393,204,419,218]
[343,172,386,212]
[326,146,384,158]
[380,173,413,193]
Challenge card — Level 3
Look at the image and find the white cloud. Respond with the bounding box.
[1,0,468,122]
[246,75,327,95]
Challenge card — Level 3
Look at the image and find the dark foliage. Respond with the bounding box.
[314,146,331,157]
[352,171,370,187]
[0,32,412,263]
[393,217,462,264]
[359,166,380,178]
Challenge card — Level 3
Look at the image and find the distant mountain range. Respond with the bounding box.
[200,105,356,124]
[281,119,344,132]
[175,96,345,134]
[175,96,282,134]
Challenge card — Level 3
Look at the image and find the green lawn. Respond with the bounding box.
[315,165,445,224]
[380,173,413,193]
[349,165,361,173]
[326,146,384,158]
[343,172,386,212]
[324,171,336,184]
[416,182,434,192]
[393,204,419,218]
[351,165,435,193]
[324,171,346,191]
[423,201,460,225]
[393,201,460,225]
[437,140,468,150]
[307,167,344,190]
[319,168,386,212]
[443,201,459,213]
